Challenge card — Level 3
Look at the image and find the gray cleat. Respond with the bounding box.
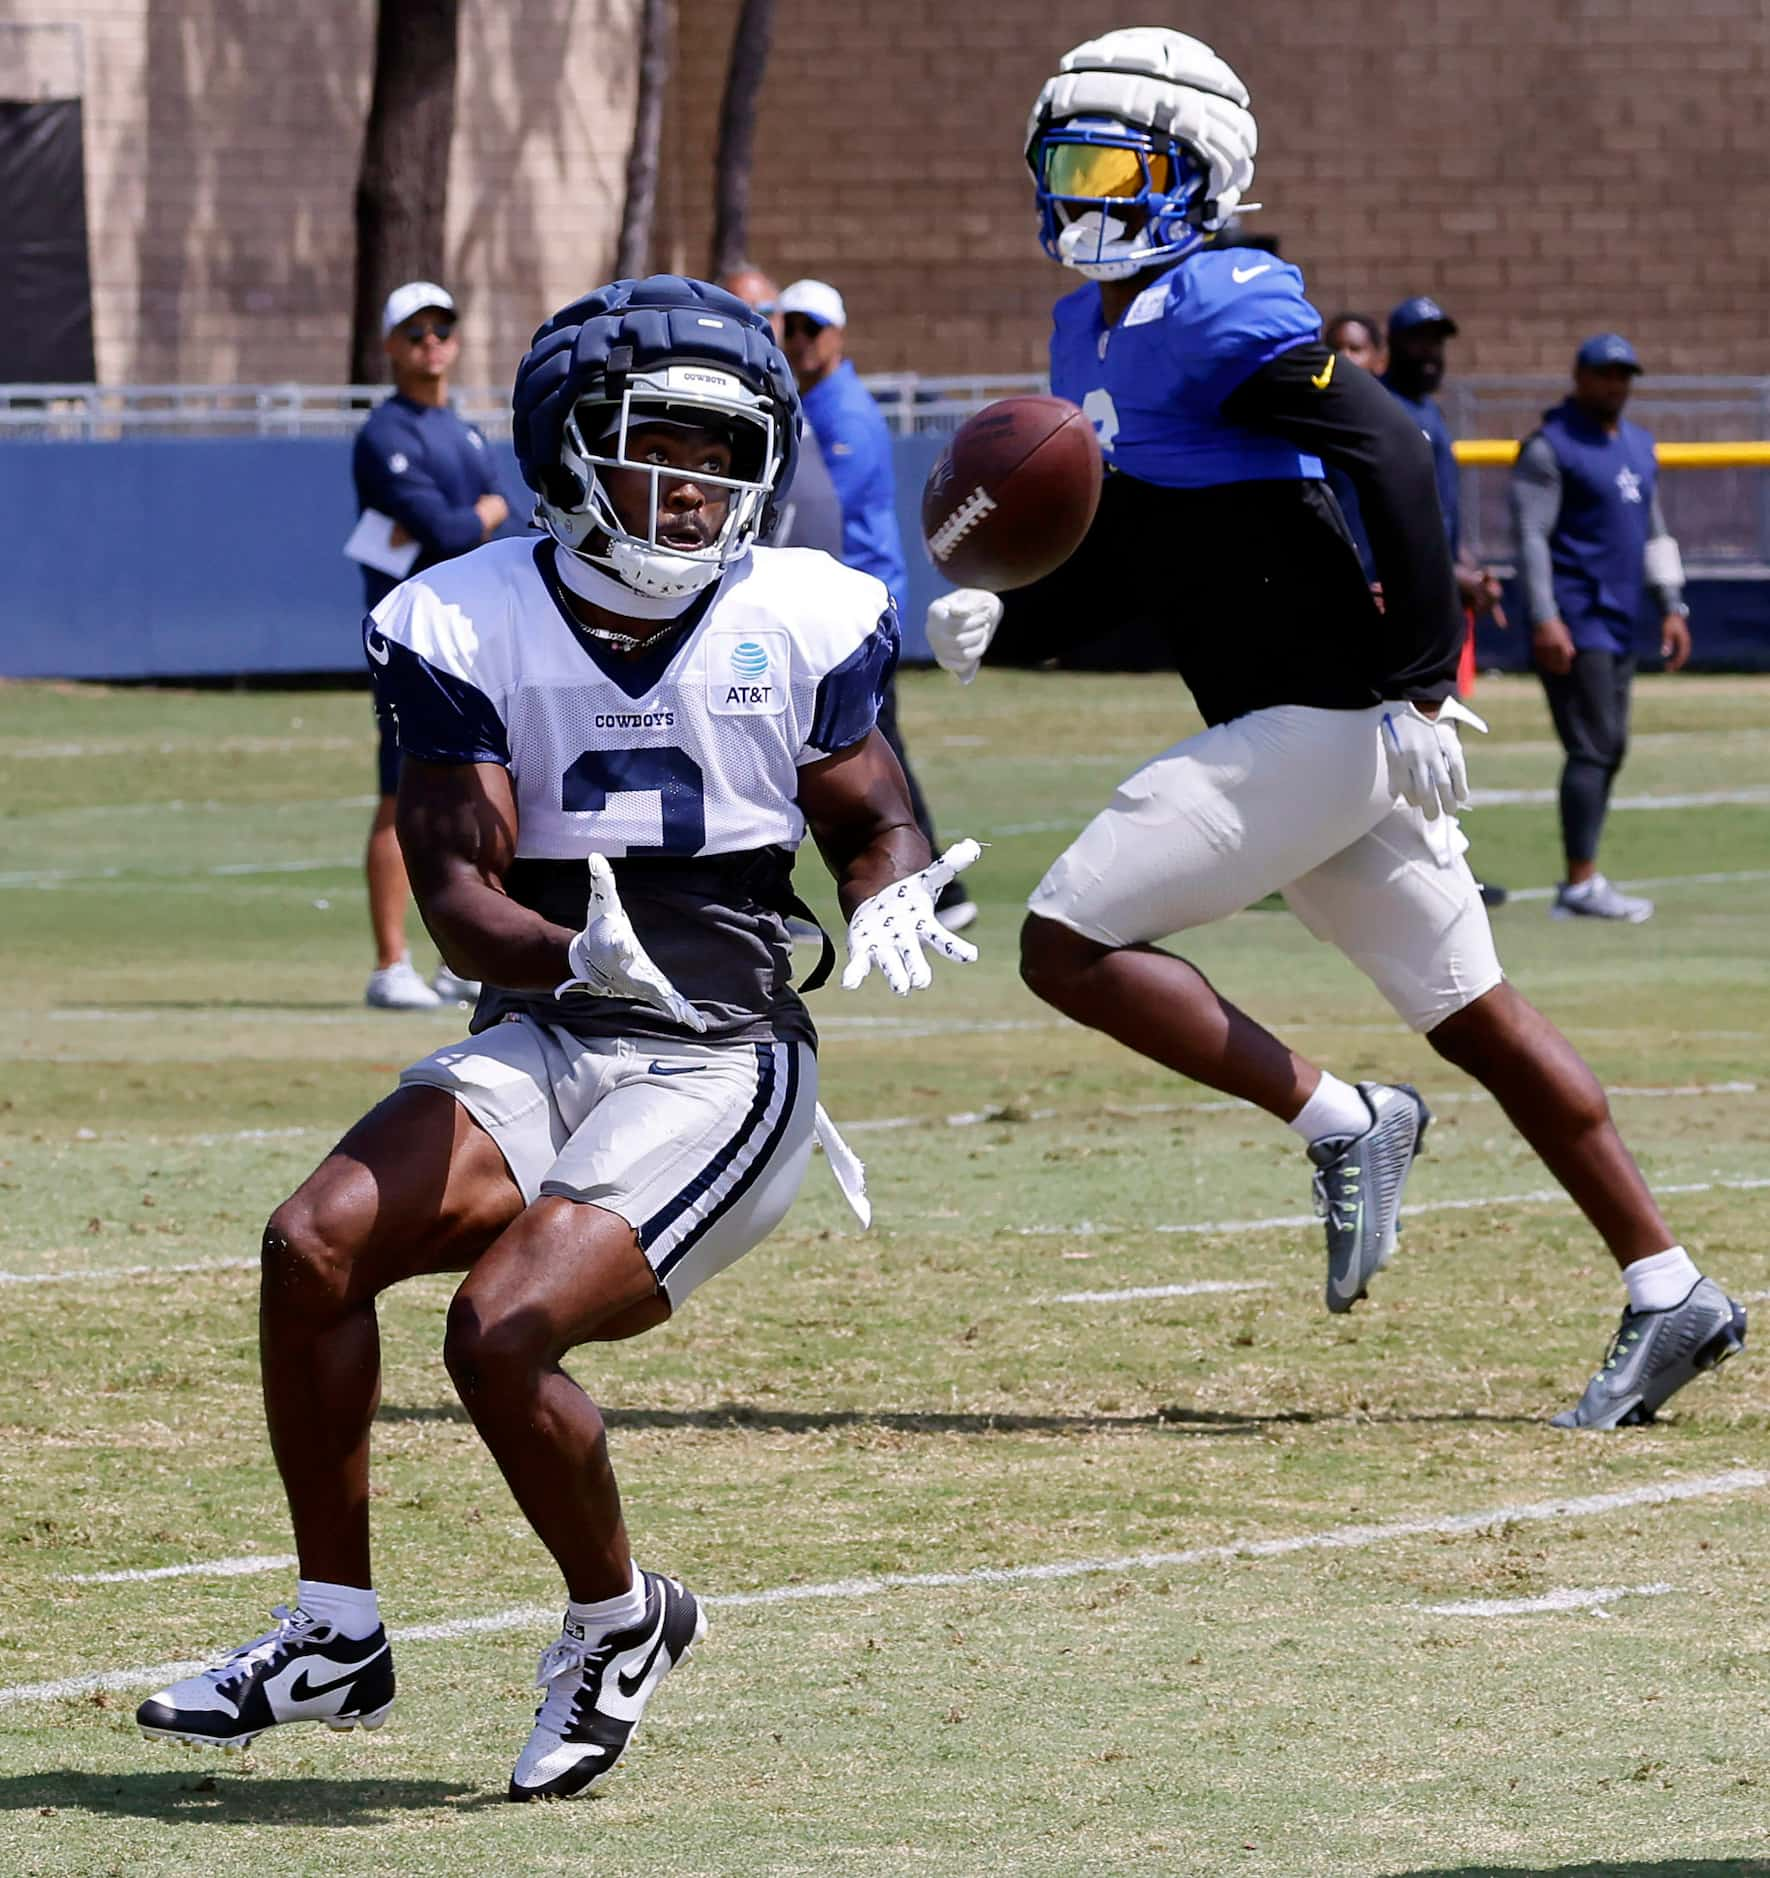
[1309,1082,1431,1314]
[1554,1277,1747,1429]
[1551,874,1654,923]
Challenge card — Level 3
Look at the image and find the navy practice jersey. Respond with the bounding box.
[367,536,898,1046]
[1011,248,1461,724]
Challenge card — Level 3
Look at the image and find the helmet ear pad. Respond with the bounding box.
[540,465,586,510]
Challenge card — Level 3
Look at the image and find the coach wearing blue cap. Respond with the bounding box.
[1381,297,1508,629]
[1382,300,1464,557]
[1510,334,1692,923]
[1377,295,1509,902]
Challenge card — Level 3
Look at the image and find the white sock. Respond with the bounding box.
[1623,1245,1701,1314]
[297,1578,381,1640]
[565,1566,645,1642]
[1288,1072,1371,1145]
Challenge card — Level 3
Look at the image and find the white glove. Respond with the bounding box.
[554,853,708,1033]
[841,839,983,996]
[1380,698,1488,822]
[924,588,1003,685]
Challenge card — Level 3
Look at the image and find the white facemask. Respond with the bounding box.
[1055,210,1152,281]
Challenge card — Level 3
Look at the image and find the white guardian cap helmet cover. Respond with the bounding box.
[1026,28,1259,279]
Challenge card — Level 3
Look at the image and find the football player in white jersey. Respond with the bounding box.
[137,277,978,1800]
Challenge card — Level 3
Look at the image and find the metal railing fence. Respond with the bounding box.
[5,375,1768,567]
[0,376,1041,441]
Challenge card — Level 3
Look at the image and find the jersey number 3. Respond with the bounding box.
[563,746,707,853]
[1081,388,1119,456]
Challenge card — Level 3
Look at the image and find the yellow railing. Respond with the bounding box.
[1454,440,1770,469]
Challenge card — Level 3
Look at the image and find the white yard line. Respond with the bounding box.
[4,1469,1758,1708]
[4,1111,1762,1290]
[5,1082,1749,1156]
[59,1554,298,1587]
[1051,1279,1270,1305]
[989,802,1770,844]
[1468,786,1770,810]
[38,1008,414,1026]
[1420,1582,1675,1619]
[844,1080,1755,1138]
[3,734,362,761]
[0,859,350,889]
[0,1257,258,1288]
[1027,1172,1770,1248]
[26,1124,326,1144]
[9,796,378,824]
[1508,867,1770,902]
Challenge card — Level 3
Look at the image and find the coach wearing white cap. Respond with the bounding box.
[777,277,975,931]
[351,280,509,1008]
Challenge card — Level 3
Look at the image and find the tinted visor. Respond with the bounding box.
[1041,140,1172,200]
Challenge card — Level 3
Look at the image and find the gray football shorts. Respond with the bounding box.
[401,1015,818,1306]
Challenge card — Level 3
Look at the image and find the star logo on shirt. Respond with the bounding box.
[1615,466,1643,503]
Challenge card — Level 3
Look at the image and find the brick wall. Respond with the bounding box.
[16,1,1766,388]
[5,0,639,385]
[661,0,1770,379]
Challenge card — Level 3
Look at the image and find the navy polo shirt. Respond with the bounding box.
[351,394,505,610]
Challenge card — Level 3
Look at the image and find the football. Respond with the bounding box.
[920,394,1104,591]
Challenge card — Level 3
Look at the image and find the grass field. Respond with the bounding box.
[2,668,1769,1878]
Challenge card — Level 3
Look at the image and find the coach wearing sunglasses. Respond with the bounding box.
[353,280,510,1010]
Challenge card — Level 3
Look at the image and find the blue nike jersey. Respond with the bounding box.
[1049,249,1325,488]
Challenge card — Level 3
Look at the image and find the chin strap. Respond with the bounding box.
[550,541,708,619]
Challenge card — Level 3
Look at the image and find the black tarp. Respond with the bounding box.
[0,98,96,382]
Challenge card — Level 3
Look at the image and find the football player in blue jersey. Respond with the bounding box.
[137,276,979,1799]
[926,27,1745,1426]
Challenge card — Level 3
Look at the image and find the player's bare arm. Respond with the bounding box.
[797,727,930,913]
[397,757,709,1033]
[394,757,575,989]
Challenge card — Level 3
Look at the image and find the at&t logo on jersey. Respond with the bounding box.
[707,632,789,715]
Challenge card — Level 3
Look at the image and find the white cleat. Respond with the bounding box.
[1551,875,1654,923]
[430,964,481,1003]
[365,956,445,1009]
[508,1571,706,1802]
[136,1606,396,1750]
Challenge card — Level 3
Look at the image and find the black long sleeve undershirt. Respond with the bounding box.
[1222,343,1464,702]
[992,343,1465,721]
